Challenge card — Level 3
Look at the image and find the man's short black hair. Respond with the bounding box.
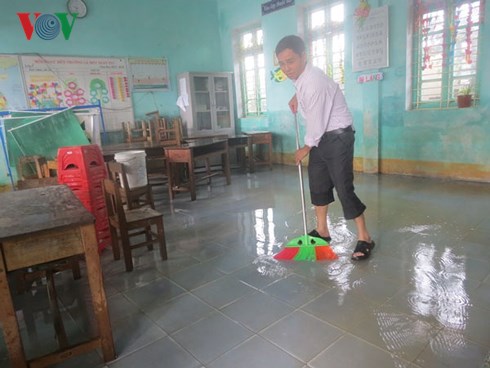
[275,35,306,56]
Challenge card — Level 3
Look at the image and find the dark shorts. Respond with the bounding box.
[308,129,366,220]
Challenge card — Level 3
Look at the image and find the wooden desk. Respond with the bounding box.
[0,186,115,368]
[184,134,228,141]
[185,135,249,170]
[102,135,248,165]
[101,141,167,162]
[164,138,231,201]
[244,131,273,172]
[101,136,247,190]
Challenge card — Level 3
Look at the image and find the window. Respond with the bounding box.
[236,27,266,116]
[304,2,345,89]
[411,0,482,109]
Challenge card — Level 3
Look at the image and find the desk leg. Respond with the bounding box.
[222,152,231,185]
[0,250,28,368]
[267,138,273,170]
[187,155,196,201]
[247,141,255,173]
[166,160,175,200]
[80,224,115,362]
[237,147,246,171]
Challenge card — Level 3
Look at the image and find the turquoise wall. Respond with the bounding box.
[0,0,223,119]
[0,0,223,187]
[217,0,490,180]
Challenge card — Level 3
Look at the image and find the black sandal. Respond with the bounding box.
[308,229,332,243]
[351,240,375,261]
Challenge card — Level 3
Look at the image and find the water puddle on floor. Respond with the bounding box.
[251,204,475,338]
[252,255,289,278]
[398,224,442,235]
[410,243,472,329]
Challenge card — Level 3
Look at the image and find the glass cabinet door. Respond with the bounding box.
[213,76,231,129]
[193,76,212,131]
[181,72,234,136]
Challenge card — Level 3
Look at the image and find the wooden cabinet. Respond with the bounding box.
[178,72,235,137]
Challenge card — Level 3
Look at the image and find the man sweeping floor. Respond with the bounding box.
[275,35,375,261]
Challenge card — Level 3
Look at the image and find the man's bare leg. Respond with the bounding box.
[314,205,330,238]
[352,213,372,258]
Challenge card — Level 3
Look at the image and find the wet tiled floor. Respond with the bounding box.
[1,165,489,368]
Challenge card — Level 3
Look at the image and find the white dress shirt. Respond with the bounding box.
[294,63,353,147]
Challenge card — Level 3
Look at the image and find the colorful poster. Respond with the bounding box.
[0,55,27,111]
[128,57,170,91]
[20,56,133,131]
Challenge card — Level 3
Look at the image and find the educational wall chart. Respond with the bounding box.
[21,55,133,131]
[352,5,389,72]
[0,55,27,111]
[128,57,170,91]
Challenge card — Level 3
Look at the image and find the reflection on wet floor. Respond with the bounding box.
[1,165,489,368]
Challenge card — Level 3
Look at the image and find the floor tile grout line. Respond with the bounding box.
[203,333,304,367]
[106,335,169,365]
[302,332,346,366]
[314,331,416,367]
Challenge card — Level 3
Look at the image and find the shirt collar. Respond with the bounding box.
[293,62,311,87]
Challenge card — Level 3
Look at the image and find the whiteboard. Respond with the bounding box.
[20,55,134,131]
[352,5,389,73]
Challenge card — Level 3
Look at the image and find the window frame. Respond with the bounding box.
[233,25,267,117]
[409,0,483,110]
[303,1,346,90]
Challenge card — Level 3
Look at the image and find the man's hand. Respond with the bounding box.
[289,94,298,114]
[295,146,311,165]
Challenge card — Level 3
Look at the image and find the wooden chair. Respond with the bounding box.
[102,178,167,272]
[14,247,82,295]
[154,117,182,146]
[145,147,168,188]
[122,120,152,143]
[145,110,160,140]
[17,155,50,180]
[144,113,178,186]
[106,160,154,210]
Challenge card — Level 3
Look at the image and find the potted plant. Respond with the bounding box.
[457,85,473,108]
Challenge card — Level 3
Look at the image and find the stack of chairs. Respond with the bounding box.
[57,144,111,252]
